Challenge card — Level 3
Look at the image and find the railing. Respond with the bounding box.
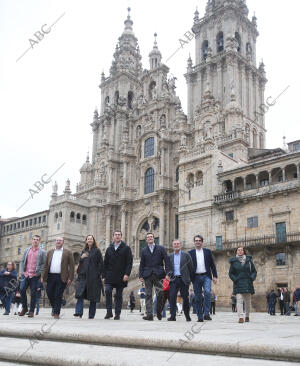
[214,191,240,203]
[207,232,300,252]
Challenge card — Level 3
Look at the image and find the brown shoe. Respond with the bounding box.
[238,318,244,323]
[53,314,60,319]
[19,308,28,316]
[28,312,34,318]
[245,317,249,322]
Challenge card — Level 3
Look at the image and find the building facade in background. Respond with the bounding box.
[1,0,300,310]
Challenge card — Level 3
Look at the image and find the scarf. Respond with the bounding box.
[236,254,246,266]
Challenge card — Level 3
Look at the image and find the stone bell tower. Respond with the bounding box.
[186,0,267,155]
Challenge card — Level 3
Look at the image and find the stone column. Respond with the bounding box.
[282,167,286,182]
[268,170,272,184]
[123,161,127,188]
[105,214,111,248]
[255,175,259,188]
[159,197,165,245]
[297,164,300,179]
[121,208,126,242]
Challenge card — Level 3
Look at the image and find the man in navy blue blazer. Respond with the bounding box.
[189,235,217,322]
[139,233,170,321]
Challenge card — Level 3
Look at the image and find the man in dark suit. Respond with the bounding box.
[139,232,170,321]
[189,235,217,322]
[103,230,133,320]
[42,237,75,319]
[167,239,194,322]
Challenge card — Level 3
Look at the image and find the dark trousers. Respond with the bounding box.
[144,274,163,317]
[105,283,124,315]
[1,293,13,313]
[157,290,170,316]
[75,298,96,318]
[232,304,236,312]
[46,273,66,315]
[284,302,291,315]
[193,274,212,318]
[279,300,285,315]
[20,275,39,313]
[169,277,190,318]
[269,303,276,315]
[210,301,215,315]
[35,292,41,314]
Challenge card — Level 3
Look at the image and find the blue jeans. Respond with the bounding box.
[105,284,124,315]
[20,275,39,313]
[35,292,41,314]
[2,293,13,313]
[193,274,212,319]
[75,298,96,318]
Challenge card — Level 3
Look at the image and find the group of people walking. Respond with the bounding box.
[0,231,262,323]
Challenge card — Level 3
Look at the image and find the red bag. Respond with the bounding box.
[162,279,170,291]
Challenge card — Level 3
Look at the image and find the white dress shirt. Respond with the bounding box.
[195,248,206,274]
[49,248,63,274]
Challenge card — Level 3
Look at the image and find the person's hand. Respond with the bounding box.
[40,278,44,283]
[102,278,105,284]
[212,277,217,285]
[123,275,129,282]
[81,253,88,259]
[165,275,170,281]
[67,279,71,286]
[139,277,144,283]
[4,271,10,275]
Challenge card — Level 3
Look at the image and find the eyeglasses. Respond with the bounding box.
[194,240,203,242]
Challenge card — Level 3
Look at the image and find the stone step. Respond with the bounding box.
[0,337,295,366]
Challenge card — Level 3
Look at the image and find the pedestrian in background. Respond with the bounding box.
[129,291,135,312]
[284,288,291,316]
[138,283,146,315]
[229,246,257,323]
[268,290,277,316]
[210,290,216,315]
[0,262,17,315]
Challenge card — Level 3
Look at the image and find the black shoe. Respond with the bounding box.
[185,316,192,322]
[104,312,113,319]
[3,312,9,315]
[73,313,83,318]
[204,315,212,320]
[157,313,162,320]
[114,314,120,320]
[143,315,154,321]
[88,316,94,319]
[167,316,176,321]
[197,318,204,322]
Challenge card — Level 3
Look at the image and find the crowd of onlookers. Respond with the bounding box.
[266,287,300,316]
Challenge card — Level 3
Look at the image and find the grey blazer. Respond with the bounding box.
[169,251,194,285]
[20,247,46,276]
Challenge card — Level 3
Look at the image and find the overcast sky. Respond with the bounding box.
[1,0,299,219]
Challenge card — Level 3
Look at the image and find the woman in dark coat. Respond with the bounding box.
[74,235,103,319]
[229,247,257,323]
[0,261,18,315]
[268,290,278,315]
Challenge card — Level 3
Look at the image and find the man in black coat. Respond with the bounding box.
[139,233,170,321]
[103,231,133,320]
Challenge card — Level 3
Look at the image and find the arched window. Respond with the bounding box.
[114,91,119,104]
[202,40,209,59]
[187,173,194,188]
[144,137,155,158]
[128,91,134,109]
[235,32,241,52]
[175,166,179,183]
[136,125,141,138]
[76,213,81,223]
[105,96,110,106]
[195,171,203,186]
[246,42,252,55]
[82,215,87,224]
[59,211,62,218]
[149,81,156,100]
[54,213,58,222]
[217,32,224,52]
[70,212,75,222]
[145,168,155,194]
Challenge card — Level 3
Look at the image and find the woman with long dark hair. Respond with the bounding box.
[74,235,103,319]
[0,262,17,315]
[229,247,257,323]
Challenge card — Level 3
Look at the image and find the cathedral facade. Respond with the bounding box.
[1,0,300,310]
